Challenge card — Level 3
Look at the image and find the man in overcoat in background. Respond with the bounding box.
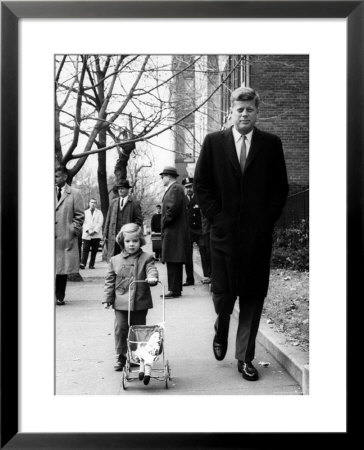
[103,180,143,262]
[55,166,85,306]
[160,166,190,298]
[194,87,288,381]
[182,177,210,286]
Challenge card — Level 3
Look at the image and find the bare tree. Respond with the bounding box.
[55,54,242,217]
[127,144,165,222]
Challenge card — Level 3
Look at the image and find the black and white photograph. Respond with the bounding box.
[2,0,357,444]
[54,54,309,395]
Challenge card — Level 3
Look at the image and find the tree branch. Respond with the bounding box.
[55,55,67,83]
[133,55,202,97]
[69,57,243,160]
[106,55,150,126]
[63,56,88,162]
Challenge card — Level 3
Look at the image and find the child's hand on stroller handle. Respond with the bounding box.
[146,277,158,286]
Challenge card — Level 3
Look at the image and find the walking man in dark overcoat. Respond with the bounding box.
[103,180,143,262]
[55,165,85,306]
[194,87,289,381]
[160,166,190,298]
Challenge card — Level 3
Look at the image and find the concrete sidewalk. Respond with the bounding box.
[56,243,304,395]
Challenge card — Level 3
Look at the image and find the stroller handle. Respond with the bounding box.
[128,280,165,326]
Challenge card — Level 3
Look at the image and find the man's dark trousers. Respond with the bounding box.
[167,262,183,294]
[81,238,101,267]
[185,234,209,283]
[55,274,67,301]
[213,293,265,362]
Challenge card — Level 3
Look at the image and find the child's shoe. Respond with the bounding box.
[114,354,126,371]
[139,362,145,380]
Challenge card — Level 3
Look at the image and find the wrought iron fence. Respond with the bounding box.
[276,189,309,229]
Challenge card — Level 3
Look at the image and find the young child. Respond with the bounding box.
[102,223,158,382]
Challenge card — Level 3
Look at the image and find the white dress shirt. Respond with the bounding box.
[120,196,128,210]
[232,126,254,162]
[56,184,66,201]
[164,179,177,192]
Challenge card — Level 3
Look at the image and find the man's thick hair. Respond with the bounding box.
[116,223,146,249]
[230,87,260,108]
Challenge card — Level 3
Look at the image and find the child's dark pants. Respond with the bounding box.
[114,309,148,355]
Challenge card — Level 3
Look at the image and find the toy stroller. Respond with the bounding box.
[121,280,171,390]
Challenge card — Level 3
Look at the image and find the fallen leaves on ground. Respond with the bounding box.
[263,269,309,352]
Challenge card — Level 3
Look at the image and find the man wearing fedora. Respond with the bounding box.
[103,179,143,262]
[160,166,190,298]
[194,87,288,381]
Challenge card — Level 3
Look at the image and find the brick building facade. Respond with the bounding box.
[221,55,309,195]
[170,54,309,224]
[248,55,309,194]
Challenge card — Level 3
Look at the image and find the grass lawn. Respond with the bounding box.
[263,269,309,352]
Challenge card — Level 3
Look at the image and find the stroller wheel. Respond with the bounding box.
[166,360,171,379]
[122,368,128,390]
[164,361,170,389]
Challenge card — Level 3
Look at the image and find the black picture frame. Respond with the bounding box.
[1,1,360,447]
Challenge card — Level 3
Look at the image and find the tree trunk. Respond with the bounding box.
[95,59,109,229]
[55,108,63,166]
[114,122,136,186]
[98,128,109,223]
[114,141,135,184]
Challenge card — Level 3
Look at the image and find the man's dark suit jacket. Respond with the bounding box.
[151,213,162,233]
[186,194,203,238]
[194,126,289,299]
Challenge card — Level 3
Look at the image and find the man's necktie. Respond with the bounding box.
[240,135,247,174]
[57,187,62,201]
[120,198,124,210]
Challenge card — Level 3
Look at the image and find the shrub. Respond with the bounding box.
[271,219,309,271]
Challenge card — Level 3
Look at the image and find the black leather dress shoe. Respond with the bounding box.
[182,281,194,286]
[238,360,259,381]
[56,299,65,306]
[213,335,227,361]
[161,291,181,299]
